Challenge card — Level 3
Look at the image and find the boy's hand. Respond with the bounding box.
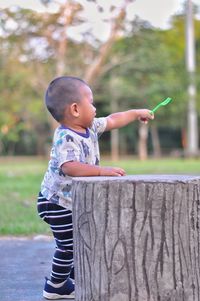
[137,109,154,124]
[62,161,125,177]
[99,166,125,177]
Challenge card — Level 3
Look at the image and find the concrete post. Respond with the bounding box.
[72,175,200,301]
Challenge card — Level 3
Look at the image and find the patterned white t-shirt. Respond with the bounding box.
[41,117,107,210]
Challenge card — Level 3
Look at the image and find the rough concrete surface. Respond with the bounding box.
[0,237,74,301]
[73,175,200,301]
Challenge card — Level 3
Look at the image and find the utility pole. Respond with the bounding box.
[185,0,199,156]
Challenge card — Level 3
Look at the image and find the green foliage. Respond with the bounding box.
[0,4,199,156]
[101,24,189,127]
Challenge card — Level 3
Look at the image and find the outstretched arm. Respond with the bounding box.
[105,109,154,131]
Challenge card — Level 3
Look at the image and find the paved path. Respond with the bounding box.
[0,237,74,301]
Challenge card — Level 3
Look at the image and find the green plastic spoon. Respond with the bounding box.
[151,97,172,113]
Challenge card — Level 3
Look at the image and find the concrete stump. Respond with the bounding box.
[72,175,200,301]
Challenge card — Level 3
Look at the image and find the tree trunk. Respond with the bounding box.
[72,175,200,301]
[110,96,119,161]
[151,124,161,158]
[138,123,148,160]
[84,3,128,86]
[111,129,119,161]
[46,2,82,132]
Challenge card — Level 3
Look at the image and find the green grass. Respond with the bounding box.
[0,156,199,236]
[102,158,200,175]
[0,158,50,236]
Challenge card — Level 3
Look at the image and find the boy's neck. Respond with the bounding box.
[60,123,87,134]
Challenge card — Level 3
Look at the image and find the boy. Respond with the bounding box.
[37,76,154,299]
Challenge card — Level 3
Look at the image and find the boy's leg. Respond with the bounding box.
[50,211,73,283]
[37,193,74,298]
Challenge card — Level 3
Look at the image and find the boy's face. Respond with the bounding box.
[77,85,96,128]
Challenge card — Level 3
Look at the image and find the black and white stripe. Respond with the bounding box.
[37,192,74,283]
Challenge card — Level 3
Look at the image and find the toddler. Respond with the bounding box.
[37,76,154,299]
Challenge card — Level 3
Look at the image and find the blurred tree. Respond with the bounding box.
[0,1,199,158]
[162,10,200,155]
[98,10,200,159]
[0,0,135,157]
[97,24,182,159]
[0,27,48,155]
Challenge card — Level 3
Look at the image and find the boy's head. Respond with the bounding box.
[45,76,88,122]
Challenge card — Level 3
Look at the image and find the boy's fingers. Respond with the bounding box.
[116,168,125,176]
[139,111,154,123]
[111,168,125,176]
[140,118,148,124]
[149,111,154,119]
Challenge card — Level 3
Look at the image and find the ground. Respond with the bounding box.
[0,236,74,301]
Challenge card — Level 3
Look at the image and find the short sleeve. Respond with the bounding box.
[92,117,107,137]
[54,133,81,167]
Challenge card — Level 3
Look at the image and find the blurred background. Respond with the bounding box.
[0,0,199,161]
[0,0,200,235]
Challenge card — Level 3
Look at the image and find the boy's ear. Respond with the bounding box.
[70,102,80,117]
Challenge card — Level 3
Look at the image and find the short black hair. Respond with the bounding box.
[45,76,88,122]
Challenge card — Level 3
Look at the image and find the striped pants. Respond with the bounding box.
[37,192,74,283]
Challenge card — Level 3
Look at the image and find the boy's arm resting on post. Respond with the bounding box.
[105,109,154,131]
[61,161,125,177]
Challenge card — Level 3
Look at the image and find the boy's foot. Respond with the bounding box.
[43,277,75,299]
[70,267,74,280]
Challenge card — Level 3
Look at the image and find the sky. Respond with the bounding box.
[0,0,200,29]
